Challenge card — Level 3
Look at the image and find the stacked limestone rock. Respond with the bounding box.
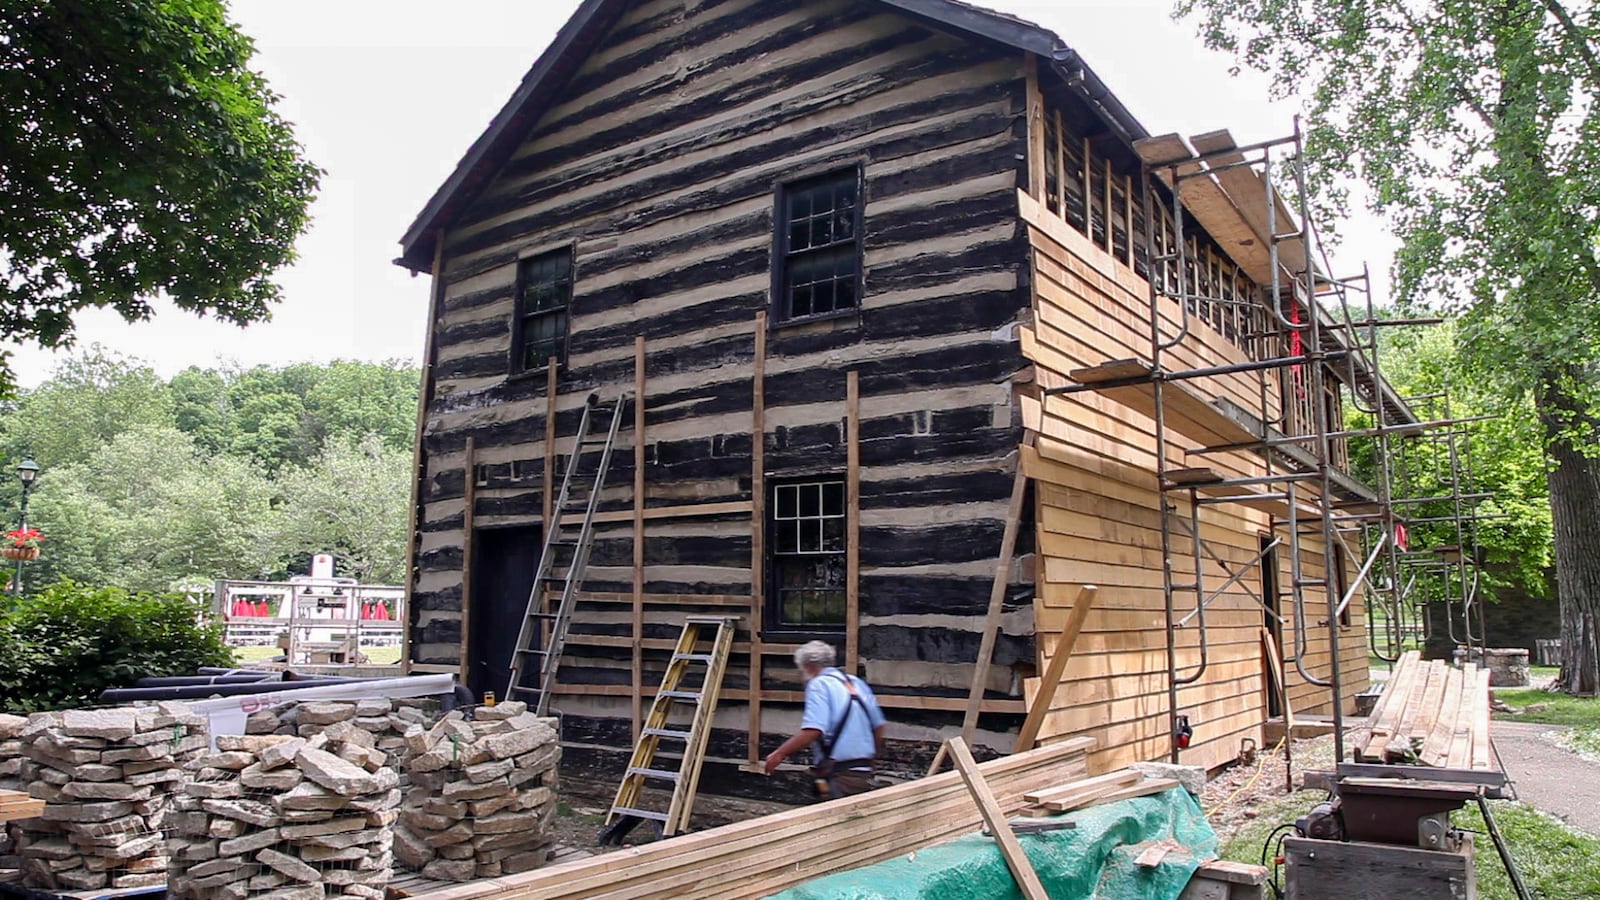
[392,702,560,881]
[247,699,434,764]
[167,722,400,900]
[13,704,208,892]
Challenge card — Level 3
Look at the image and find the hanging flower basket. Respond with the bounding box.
[3,527,44,561]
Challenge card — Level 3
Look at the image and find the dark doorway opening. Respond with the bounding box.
[468,524,541,702]
[1261,535,1284,718]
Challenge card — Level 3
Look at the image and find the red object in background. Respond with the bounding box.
[1175,714,1194,750]
[1395,522,1409,552]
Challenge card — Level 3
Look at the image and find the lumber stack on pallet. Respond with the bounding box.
[1354,651,1493,769]
[0,789,44,824]
[404,736,1098,900]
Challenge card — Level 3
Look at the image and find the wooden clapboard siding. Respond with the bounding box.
[409,0,1038,734]
[1017,182,1368,773]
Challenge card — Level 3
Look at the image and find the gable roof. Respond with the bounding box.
[395,0,1148,271]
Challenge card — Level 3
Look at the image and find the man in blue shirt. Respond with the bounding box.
[762,640,886,799]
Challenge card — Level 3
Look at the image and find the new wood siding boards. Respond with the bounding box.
[410,0,1035,716]
[1017,190,1369,774]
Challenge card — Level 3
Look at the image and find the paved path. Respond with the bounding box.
[1492,720,1600,834]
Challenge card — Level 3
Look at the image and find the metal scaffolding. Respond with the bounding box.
[1046,122,1498,770]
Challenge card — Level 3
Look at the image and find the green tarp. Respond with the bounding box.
[768,787,1217,900]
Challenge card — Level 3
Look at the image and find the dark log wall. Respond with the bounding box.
[411,0,1037,752]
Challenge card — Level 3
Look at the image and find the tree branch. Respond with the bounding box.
[1538,0,1600,88]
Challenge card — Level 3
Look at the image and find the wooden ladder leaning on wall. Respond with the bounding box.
[599,615,739,845]
[504,391,631,716]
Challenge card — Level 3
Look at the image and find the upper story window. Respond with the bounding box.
[775,168,861,323]
[513,249,572,373]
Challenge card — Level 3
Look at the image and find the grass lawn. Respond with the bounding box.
[231,645,401,665]
[1554,725,1600,762]
[1217,791,1600,900]
[1492,687,1600,727]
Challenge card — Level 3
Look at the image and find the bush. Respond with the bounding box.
[0,579,232,712]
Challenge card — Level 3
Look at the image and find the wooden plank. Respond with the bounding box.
[1360,650,1419,759]
[1387,661,1442,761]
[551,682,1027,713]
[458,436,477,680]
[589,500,752,525]
[1419,663,1463,767]
[1283,835,1474,900]
[1188,129,1316,280]
[1102,156,1114,253]
[1054,110,1067,214]
[1060,777,1179,812]
[960,451,1030,745]
[426,737,1095,900]
[846,369,860,674]
[0,789,44,822]
[401,238,446,675]
[949,737,1049,900]
[1132,133,1273,285]
[631,336,646,743]
[1022,768,1140,805]
[543,359,557,528]
[1015,585,1098,752]
[1123,173,1136,267]
[1445,664,1477,770]
[1025,55,1045,200]
[1261,627,1292,737]
[748,311,767,765]
[1470,667,1492,770]
[1135,843,1174,868]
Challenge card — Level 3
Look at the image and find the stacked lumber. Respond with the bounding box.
[166,726,400,899]
[403,736,1098,900]
[391,702,560,882]
[1354,651,1493,769]
[1017,769,1182,816]
[0,713,25,869]
[12,705,209,893]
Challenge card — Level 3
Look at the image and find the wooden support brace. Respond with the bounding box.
[1014,585,1099,752]
[846,369,860,673]
[748,311,767,764]
[632,336,646,742]
[458,437,476,680]
[1025,55,1046,200]
[948,737,1050,900]
[960,442,1031,746]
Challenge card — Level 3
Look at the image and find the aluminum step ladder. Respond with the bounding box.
[504,392,630,716]
[598,616,738,844]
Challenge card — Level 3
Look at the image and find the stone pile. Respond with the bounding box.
[247,698,434,764]
[167,723,401,900]
[12,704,208,892]
[392,702,560,881]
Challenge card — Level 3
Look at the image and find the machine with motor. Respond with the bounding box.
[1271,763,1527,900]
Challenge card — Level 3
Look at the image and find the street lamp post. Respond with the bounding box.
[13,457,39,596]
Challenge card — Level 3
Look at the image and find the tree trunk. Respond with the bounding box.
[1539,376,1600,696]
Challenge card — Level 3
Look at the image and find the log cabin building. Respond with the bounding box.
[396,0,1386,777]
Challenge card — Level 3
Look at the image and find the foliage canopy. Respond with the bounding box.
[0,0,320,394]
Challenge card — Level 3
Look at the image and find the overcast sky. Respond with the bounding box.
[8,0,1393,387]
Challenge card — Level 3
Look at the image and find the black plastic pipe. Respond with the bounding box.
[133,674,276,687]
[99,676,364,703]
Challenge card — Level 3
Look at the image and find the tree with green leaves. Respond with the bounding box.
[1176,0,1600,693]
[0,0,320,395]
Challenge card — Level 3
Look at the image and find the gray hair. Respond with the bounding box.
[794,640,836,671]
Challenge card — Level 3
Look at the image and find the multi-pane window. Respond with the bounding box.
[770,480,847,629]
[776,169,860,322]
[514,249,572,373]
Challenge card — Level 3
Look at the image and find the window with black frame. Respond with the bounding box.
[769,479,847,630]
[514,249,572,373]
[775,168,860,322]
